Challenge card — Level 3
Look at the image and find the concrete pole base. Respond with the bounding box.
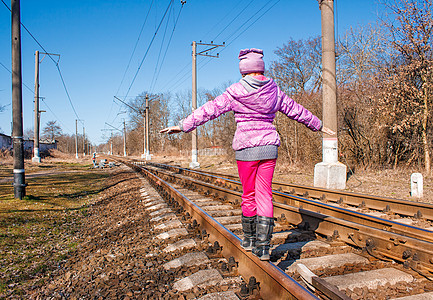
[189,161,200,169]
[314,161,347,190]
[141,152,152,160]
[32,156,41,163]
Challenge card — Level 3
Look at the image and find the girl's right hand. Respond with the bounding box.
[160,126,182,134]
[321,126,336,136]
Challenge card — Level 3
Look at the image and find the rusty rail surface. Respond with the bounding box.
[123,160,319,300]
[135,161,433,276]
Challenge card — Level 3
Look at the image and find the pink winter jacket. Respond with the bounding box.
[180,78,322,151]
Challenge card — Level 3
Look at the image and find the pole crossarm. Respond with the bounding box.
[105,122,122,132]
[196,42,225,57]
[39,52,60,64]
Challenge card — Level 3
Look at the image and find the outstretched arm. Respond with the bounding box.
[159,126,181,134]
[278,88,322,132]
[160,91,233,135]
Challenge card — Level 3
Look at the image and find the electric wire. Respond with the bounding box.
[1,0,83,126]
[115,0,155,97]
[122,0,174,102]
[158,0,251,92]
[0,61,33,93]
[211,0,255,41]
[1,60,73,134]
[149,1,185,93]
[165,0,280,93]
[149,4,174,93]
[197,0,281,73]
[107,0,175,131]
[202,0,248,38]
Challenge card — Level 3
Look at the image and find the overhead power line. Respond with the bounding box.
[159,0,280,93]
[150,0,185,93]
[123,0,174,102]
[1,0,83,125]
[115,0,155,97]
[1,60,73,134]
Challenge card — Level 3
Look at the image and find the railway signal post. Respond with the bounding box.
[314,0,347,189]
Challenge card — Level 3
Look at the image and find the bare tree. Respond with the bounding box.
[377,0,433,172]
[269,37,323,164]
[42,121,62,141]
[337,23,388,166]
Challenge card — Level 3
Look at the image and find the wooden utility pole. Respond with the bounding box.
[11,0,26,199]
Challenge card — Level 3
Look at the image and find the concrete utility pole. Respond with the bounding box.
[75,119,79,159]
[314,0,346,189]
[145,95,150,160]
[123,120,127,157]
[11,0,25,199]
[190,41,224,169]
[32,50,41,163]
[142,98,147,159]
[82,125,86,156]
[110,135,113,155]
[32,51,59,163]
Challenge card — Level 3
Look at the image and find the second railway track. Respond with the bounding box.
[120,158,433,299]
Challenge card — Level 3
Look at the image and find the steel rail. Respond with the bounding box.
[136,162,433,274]
[147,162,433,222]
[126,161,319,300]
[144,162,433,244]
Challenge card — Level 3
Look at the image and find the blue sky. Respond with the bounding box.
[0,0,380,144]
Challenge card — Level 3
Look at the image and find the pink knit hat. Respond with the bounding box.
[238,48,265,74]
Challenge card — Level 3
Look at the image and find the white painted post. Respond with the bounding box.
[411,173,423,198]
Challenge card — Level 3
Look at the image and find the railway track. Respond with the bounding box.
[120,158,433,299]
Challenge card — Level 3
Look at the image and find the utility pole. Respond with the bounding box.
[110,135,113,155]
[82,125,86,156]
[142,96,147,159]
[75,119,79,159]
[32,51,59,163]
[314,0,346,189]
[123,120,127,157]
[32,50,41,163]
[145,94,150,160]
[190,41,224,169]
[11,0,25,199]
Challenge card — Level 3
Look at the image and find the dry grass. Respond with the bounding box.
[0,158,109,298]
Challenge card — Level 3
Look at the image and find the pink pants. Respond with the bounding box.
[237,159,276,218]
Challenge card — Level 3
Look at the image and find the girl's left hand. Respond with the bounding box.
[321,126,336,136]
[160,126,181,134]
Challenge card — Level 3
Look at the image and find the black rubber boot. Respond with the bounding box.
[241,215,256,251]
[252,216,274,260]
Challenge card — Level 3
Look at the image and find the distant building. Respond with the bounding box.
[0,133,57,152]
[0,133,12,149]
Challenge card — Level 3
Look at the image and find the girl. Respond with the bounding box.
[160,48,335,260]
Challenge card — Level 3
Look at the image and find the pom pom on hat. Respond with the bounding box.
[238,48,265,74]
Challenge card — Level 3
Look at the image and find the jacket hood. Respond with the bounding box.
[227,78,279,114]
